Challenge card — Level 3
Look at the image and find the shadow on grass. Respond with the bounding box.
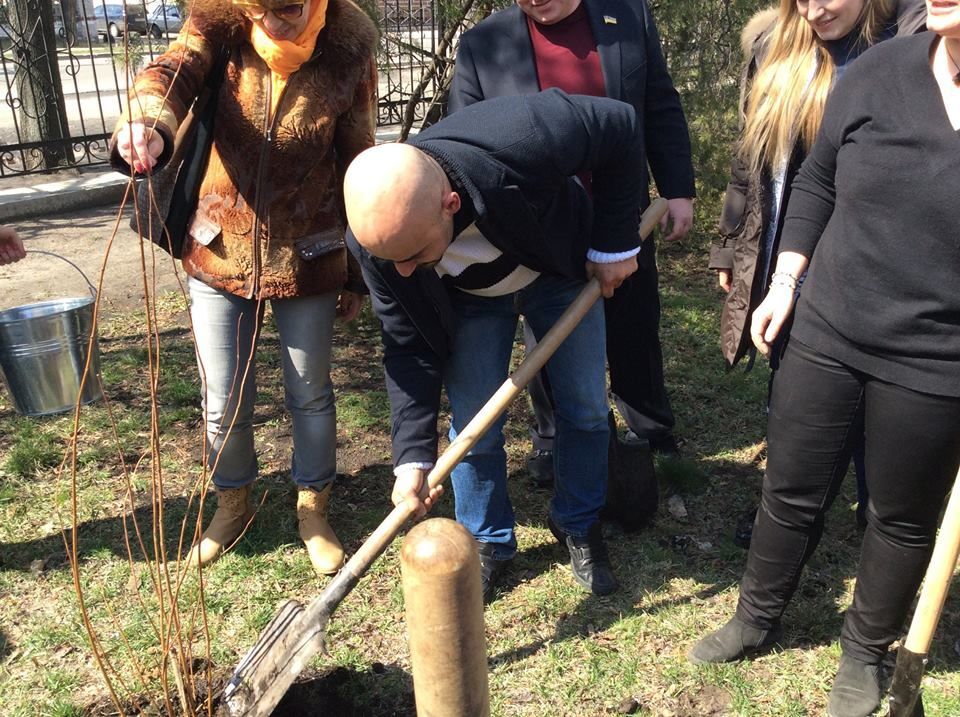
[0,463,401,573]
[0,496,197,573]
[488,533,734,668]
[490,451,960,670]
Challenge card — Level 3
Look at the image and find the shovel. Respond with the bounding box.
[887,465,960,717]
[219,198,669,717]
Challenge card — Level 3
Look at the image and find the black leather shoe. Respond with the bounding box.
[547,517,619,596]
[526,449,554,488]
[476,542,510,604]
[688,616,783,665]
[826,653,882,717]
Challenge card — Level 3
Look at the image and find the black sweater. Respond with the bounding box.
[780,32,960,397]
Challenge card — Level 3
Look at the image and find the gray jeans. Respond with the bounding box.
[188,277,338,490]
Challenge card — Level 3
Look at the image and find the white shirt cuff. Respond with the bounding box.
[587,246,642,263]
[394,461,435,477]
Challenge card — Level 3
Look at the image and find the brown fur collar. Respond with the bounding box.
[187,0,377,63]
[741,7,778,57]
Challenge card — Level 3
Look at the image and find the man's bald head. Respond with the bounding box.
[344,143,460,275]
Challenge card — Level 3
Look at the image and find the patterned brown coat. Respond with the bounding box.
[113,0,377,299]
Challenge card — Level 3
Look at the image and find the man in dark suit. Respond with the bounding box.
[449,0,696,485]
[344,90,646,599]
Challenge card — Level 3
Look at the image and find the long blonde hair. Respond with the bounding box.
[740,0,895,175]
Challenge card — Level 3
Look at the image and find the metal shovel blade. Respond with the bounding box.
[885,465,960,717]
[220,573,354,716]
[887,648,926,717]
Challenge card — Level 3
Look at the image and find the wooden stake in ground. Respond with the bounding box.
[887,465,960,717]
[400,518,490,717]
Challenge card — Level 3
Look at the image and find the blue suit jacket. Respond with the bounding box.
[348,90,644,467]
[449,0,695,203]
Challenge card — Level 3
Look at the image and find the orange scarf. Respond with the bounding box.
[249,0,329,111]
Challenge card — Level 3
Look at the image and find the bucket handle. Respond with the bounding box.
[25,250,97,299]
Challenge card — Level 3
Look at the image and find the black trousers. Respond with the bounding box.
[736,339,960,663]
[526,240,675,448]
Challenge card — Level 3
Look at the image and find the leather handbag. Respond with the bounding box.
[129,47,230,258]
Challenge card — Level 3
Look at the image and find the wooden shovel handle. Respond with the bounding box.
[639,196,668,239]
[903,465,960,654]
[340,197,669,583]
[427,277,601,490]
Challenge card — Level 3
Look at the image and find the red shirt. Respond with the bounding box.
[527,2,605,191]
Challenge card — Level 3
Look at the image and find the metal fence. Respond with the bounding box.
[0,0,440,177]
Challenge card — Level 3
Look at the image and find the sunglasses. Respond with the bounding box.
[243,3,304,21]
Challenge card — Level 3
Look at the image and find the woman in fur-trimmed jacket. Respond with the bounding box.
[707,0,925,547]
[110,0,377,576]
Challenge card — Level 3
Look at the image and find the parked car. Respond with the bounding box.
[94,3,149,42]
[147,3,183,39]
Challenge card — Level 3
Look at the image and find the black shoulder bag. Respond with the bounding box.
[130,46,230,258]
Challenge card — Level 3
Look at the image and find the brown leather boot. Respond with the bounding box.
[186,485,253,567]
[297,484,344,575]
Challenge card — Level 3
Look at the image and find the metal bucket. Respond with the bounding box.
[0,252,103,416]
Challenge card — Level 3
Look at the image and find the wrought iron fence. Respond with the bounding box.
[0,0,440,177]
[375,0,440,125]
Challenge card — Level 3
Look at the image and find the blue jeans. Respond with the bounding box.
[188,277,338,490]
[445,274,609,560]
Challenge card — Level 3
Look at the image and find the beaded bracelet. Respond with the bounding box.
[769,272,798,291]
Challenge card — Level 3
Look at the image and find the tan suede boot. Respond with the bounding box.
[297,484,344,575]
[186,485,253,567]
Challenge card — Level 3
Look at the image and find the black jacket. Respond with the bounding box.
[449,0,695,205]
[348,90,644,466]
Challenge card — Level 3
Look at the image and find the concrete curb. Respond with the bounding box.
[0,170,130,223]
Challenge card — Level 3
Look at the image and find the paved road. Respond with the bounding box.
[0,203,182,314]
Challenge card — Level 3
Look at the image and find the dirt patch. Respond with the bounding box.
[273,665,416,717]
[675,684,733,716]
[0,203,181,313]
[86,664,416,717]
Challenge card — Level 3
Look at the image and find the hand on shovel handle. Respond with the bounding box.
[392,466,443,518]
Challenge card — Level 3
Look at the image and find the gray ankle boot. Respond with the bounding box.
[688,616,783,665]
[827,653,882,717]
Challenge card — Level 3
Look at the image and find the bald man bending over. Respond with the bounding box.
[345,89,645,600]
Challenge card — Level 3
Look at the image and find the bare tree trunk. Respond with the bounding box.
[7,0,73,170]
[397,0,485,141]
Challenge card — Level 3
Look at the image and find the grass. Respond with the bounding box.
[1,234,959,716]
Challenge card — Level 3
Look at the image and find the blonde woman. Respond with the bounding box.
[111,0,377,575]
[710,0,925,548]
[690,0,960,715]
